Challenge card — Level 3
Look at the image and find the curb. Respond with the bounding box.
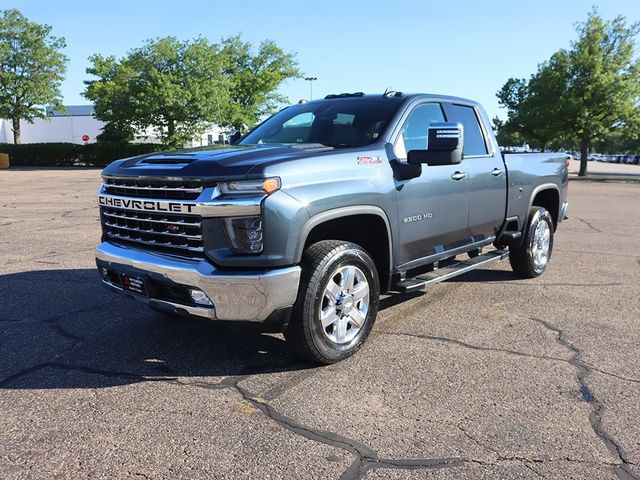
[569,175,640,183]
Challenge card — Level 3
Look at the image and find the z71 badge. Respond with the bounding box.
[357,156,382,165]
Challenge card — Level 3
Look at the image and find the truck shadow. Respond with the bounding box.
[0,267,520,390]
[0,268,312,390]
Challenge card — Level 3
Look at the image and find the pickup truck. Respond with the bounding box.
[96,92,569,364]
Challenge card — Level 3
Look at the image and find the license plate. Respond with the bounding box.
[120,273,148,297]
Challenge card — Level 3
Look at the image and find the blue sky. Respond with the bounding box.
[3,0,640,119]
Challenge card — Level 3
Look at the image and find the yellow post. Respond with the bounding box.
[0,153,9,169]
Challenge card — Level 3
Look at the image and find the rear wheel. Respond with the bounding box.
[285,240,380,364]
[509,207,554,278]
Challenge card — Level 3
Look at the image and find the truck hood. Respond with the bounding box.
[101,144,334,179]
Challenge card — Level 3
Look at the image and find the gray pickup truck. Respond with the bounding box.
[96,92,568,364]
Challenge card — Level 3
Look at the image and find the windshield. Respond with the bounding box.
[239,97,402,148]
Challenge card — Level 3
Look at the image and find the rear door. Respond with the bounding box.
[443,103,506,242]
[393,102,470,266]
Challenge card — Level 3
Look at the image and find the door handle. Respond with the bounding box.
[451,171,467,181]
[491,168,503,176]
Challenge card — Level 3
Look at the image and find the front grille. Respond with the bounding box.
[100,207,204,257]
[103,177,208,200]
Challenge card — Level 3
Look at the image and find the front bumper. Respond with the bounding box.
[96,242,301,322]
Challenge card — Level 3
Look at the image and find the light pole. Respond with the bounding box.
[304,76,317,100]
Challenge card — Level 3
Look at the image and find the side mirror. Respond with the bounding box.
[229,130,242,145]
[407,122,463,166]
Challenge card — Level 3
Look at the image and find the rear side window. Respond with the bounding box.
[446,104,488,156]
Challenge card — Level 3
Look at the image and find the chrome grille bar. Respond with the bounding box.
[102,210,201,227]
[102,176,210,201]
[103,222,203,241]
[104,182,203,194]
[105,231,204,253]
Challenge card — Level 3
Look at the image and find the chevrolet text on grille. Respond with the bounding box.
[98,195,195,213]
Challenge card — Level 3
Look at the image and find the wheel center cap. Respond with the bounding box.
[338,295,355,315]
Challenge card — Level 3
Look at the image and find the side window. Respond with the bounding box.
[394,103,445,159]
[445,104,488,156]
[283,112,315,128]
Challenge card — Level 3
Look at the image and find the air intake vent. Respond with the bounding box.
[140,157,196,165]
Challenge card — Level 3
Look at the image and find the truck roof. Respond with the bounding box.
[308,92,479,106]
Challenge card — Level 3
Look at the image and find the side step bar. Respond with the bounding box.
[395,249,509,293]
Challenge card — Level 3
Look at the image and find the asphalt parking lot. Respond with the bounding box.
[1,169,639,480]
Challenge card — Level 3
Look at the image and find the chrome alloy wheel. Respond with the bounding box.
[532,220,551,271]
[319,265,370,345]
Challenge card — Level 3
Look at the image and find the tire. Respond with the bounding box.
[285,240,380,364]
[509,207,554,278]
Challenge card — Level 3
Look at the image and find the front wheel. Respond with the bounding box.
[285,240,380,364]
[509,207,554,278]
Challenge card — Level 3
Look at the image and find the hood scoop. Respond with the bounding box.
[140,157,196,165]
[289,143,334,152]
[122,155,196,169]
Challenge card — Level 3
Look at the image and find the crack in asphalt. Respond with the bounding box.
[375,322,639,479]
[560,249,640,258]
[457,416,623,469]
[0,298,123,387]
[375,331,640,386]
[3,324,636,478]
[339,457,464,479]
[529,317,638,480]
[258,369,318,401]
[481,282,623,288]
[574,217,604,233]
[231,375,469,479]
[0,297,118,326]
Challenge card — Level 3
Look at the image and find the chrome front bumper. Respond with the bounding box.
[96,242,301,322]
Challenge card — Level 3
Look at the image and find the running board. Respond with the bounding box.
[395,249,509,293]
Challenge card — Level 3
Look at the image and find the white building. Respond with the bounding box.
[0,105,105,144]
[0,105,227,147]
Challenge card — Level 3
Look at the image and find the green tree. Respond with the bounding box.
[496,10,640,176]
[84,35,301,147]
[566,11,640,175]
[492,116,523,147]
[497,50,572,151]
[0,9,67,144]
[85,37,229,148]
[219,35,302,131]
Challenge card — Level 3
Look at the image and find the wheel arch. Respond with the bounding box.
[296,206,393,293]
[529,183,561,230]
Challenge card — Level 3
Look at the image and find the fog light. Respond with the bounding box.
[189,288,213,306]
[223,216,264,254]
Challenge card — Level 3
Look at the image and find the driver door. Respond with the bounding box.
[394,102,470,266]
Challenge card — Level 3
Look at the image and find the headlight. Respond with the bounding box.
[218,177,281,195]
[223,216,264,254]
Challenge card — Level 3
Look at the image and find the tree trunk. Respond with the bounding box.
[11,118,21,144]
[578,135,589,177]
[166,119,176,146]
